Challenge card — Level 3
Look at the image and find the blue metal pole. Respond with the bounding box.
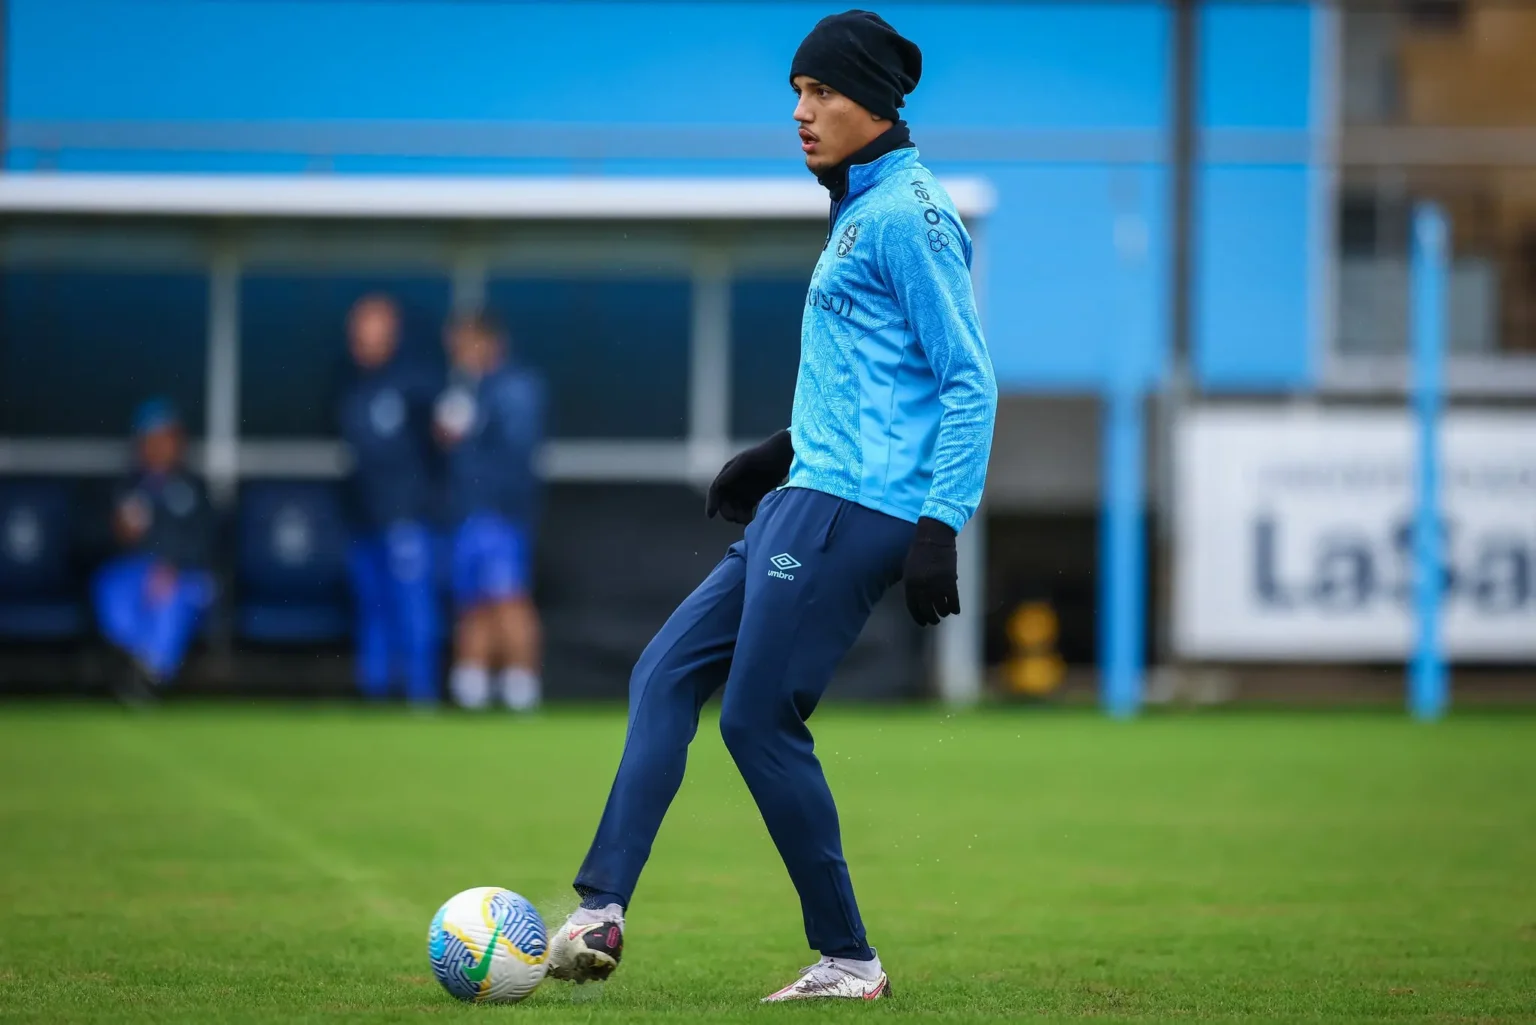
[1100,216,1146,718]
[1409,204,1449,721]
[1100,379,1144,718]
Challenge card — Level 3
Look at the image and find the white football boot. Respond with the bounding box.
[546,903,624,983]
[761,955,891,1002]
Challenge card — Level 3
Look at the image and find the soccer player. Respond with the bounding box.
[547,10,996,1002]
[93,399,216,703]
[435,310,546,711]
[337,294,442,704]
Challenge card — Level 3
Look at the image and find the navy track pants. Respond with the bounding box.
[347,522,440,703]
[573,486,915,958]
[94,555,213,681]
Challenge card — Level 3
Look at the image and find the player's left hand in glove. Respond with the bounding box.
[903,517,960,626]
[705,429,794,525]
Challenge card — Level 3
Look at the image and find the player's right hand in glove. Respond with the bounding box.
[903,517,960,626]
[705,429,794,525]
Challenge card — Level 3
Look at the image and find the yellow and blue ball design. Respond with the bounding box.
[427,886,548,1003]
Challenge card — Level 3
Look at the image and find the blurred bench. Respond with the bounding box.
[0,480,87,641]
[235,481,352,644]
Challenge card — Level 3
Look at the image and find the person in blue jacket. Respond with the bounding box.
[94,398,215,702]
[547,10,997,1003]
[337,294,443,705]
[434,309,546,712]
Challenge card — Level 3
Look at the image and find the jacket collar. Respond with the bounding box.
[815,122,917,202]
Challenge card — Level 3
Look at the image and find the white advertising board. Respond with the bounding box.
[1174,407,1536,661]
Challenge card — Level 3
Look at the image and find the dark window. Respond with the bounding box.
[730,278,803,439]
[0,270,208,437]
[1405,0,1465,32]
[1339,189,1409,258]
[239,274,450,438]
[486,278,690,440]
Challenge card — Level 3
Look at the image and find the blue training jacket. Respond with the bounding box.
[444,363,546,527]
[338,355,443,532]
[787,146,997,534]
[114,469,211,569]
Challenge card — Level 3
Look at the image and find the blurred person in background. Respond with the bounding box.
[93,399,215,703]
[434,309,546,712]
[338,294,442,705]
[547,9,995,1002]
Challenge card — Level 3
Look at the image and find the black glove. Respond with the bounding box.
[903,517,959,626]
[705,429,795,525]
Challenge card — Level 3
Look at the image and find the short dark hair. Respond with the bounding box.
[350,292,399,320]
[450,307,506,340]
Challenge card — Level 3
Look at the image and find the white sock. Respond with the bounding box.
[499,668,541,711]
[450,665,490,709]
[831,952,882,981]
[569,902,623,926]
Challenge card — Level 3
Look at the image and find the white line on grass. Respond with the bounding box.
[98,718,421,928]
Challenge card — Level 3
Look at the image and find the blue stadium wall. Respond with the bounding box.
[2,0,1329,394]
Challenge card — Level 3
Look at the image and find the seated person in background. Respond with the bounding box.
[94,399,214,701]
[435,310,546,711]
[338,294,442,705]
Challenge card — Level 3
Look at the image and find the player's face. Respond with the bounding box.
[447,326,501,375]
[349,300,400,370]
[792,75,887,173]
[138,425,183,475]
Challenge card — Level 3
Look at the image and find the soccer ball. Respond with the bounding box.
[427,887,548,1003]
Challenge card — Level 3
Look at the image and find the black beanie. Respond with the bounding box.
[789,10,922,122]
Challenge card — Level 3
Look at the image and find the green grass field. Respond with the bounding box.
[0,705,1532,1024]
